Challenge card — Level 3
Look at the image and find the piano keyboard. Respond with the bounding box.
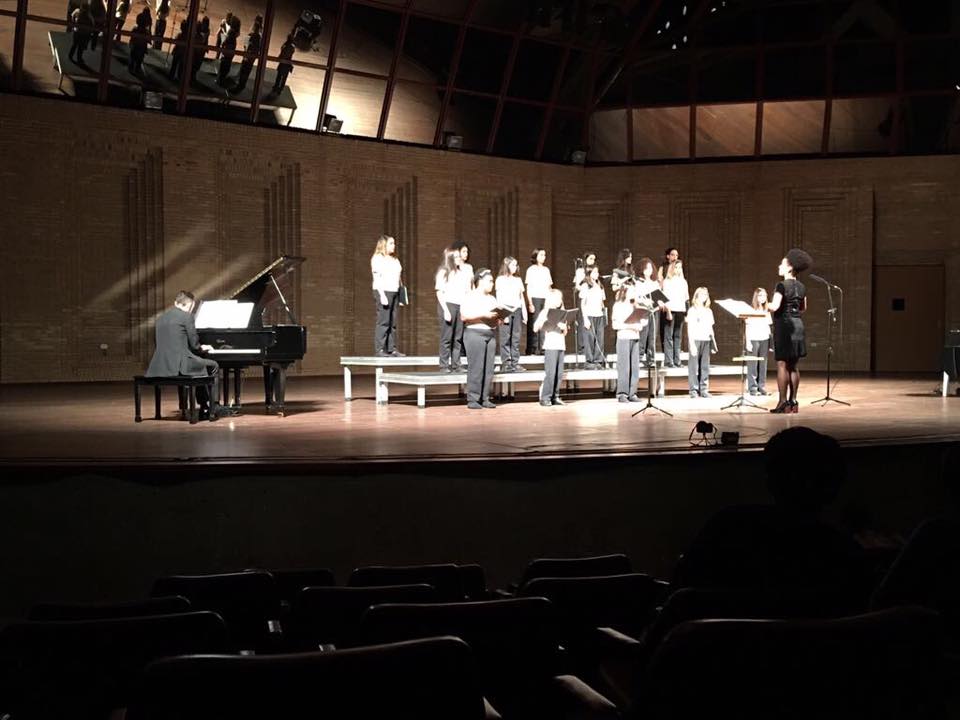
[207,348,264,355]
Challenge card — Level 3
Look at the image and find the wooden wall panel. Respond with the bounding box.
[782,187,873,371]
[668,192,743,353]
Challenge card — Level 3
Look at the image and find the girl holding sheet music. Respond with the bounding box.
[460,269,503,410]
[635,257,667,366]
[611,249,634,291]
[686,287,715,398]
[496,257,528,373]
[533,288,569,406]
[435,248,473,372]
[370,234,404,357]
[612,282,647,403]
[579,266,607,369]
[745,287,773,396]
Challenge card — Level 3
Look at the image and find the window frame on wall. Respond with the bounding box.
[0,0,957,163]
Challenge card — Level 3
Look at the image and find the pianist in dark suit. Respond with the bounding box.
[146,291,237,420]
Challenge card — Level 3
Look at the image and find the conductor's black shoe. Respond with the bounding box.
[628,395,642,402]
[482,400,496,409]
[552,398,566,406]
[375,351,390,357]
[390,350,406,357]
[514,365,527,372]
[213,404,240,417]
[539,400,553,407]
[618,395,629,403]
[467,401,483,409]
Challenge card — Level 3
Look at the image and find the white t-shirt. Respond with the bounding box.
[460,289,497,330]
[436,267,472,305]
[495,275,525,309]
[535,307,567,351]
[661,276,689,313]
[579,283,605,318]
[525,264,553,299]
[745,311,773,344]
[635,278,660,304]
[612,300,645,340]
[371,254,402,292]
[687,306,715,343]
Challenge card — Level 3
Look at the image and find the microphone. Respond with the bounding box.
[809,273,843,292]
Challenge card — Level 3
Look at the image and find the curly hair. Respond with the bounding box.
[786,248,813,274]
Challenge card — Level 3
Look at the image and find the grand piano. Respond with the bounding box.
[196,255,307,415]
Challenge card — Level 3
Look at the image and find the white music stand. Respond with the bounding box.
[716,298,768,411]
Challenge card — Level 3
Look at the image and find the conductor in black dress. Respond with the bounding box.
[767,248,812,414]
[145,291,236,420]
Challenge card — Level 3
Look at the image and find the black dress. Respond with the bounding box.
[773,279,806,361]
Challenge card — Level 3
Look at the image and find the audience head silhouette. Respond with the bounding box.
[764,426,843,515]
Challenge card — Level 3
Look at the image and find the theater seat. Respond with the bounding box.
[151,571,280,651]
[632,607,943,720]
[359,598,619,719]
[125,636,492,720]
[498,554,635,596]
[289,583,437,649]
[349,563,465,601]
[0,611,228,719]
[519,573,667,706]
[28,595,191,621]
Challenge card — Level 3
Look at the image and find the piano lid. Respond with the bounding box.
[226,255,305,326]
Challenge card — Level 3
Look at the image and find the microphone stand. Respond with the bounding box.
[809,274,850,407]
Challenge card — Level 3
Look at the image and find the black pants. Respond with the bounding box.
[464,327,495,404]
[152,17,166,49]
[688,340,711,395]
[616,337,640,399]
[69,31,87,62]
[273,66,291,93]
[129,48,145,74]
[747,339,770,393]
[583,316,606,365]
[374,290,399,355]
[191,359,220,410]
[217,56,233,85]
[438,302,464,370]
[526,297,546,354]
[499,308,523,368]
[169,49,184,79]
[541,349,564,403]
[233,60,253,92]
[639,311,657,365]
[662,311,684,367]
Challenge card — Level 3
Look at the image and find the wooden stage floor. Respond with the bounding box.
[0,374,956,468]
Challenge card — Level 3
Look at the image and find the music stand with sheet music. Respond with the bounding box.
[715,298,769,411]
[628,302,672,417]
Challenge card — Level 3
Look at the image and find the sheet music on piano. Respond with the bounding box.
[195,300,256,329]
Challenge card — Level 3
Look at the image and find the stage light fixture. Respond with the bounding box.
[143,91,163,111]
[443,131,464,151]
[321,113,343,134]
[570,148,587,165]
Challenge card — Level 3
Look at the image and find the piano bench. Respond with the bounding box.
[134,375,217,424]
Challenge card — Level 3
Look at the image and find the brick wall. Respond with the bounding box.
[1,94,957,382]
